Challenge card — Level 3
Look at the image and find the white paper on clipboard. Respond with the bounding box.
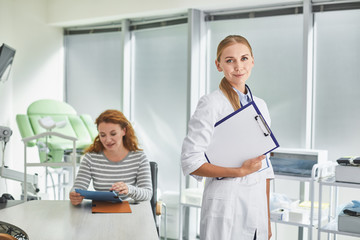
[204,101,279,171]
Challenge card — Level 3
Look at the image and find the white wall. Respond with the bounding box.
[0,0,14,195]
[0,0,64,198]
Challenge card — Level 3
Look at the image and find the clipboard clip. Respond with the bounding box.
[255,115,271,137]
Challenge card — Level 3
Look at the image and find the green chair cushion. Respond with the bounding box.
[27,99,77,115]
[16,114,36,147]
[16,99,98,163]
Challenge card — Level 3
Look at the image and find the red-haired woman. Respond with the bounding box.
[69,109,152,205]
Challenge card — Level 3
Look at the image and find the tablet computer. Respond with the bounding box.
[75,189,123,202]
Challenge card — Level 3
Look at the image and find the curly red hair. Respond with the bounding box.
[84,110,142,153]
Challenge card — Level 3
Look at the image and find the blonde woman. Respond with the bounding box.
[70,109,152,205]
[181,35,274,240]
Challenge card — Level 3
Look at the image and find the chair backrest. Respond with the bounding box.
[149,161,158,221]
[16,99,97,163]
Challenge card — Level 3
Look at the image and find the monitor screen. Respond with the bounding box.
[0,43,16,82]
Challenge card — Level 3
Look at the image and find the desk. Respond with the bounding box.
[0,200,158,240]
[0,200,23,210]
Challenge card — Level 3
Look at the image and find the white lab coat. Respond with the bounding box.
[181,89,274,240]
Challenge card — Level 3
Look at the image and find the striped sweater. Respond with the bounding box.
[72,151,152,201]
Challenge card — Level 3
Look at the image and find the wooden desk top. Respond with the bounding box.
[0,200,158,240]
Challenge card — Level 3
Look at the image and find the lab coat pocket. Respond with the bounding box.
[201,178,236,228]
[201,186,234,240]
[201,178,261,238]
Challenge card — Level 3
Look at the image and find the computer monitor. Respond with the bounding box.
[0,43,16,82]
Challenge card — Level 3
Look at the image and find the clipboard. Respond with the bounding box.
[75,189,123,202]
[205,101,279,171]
[91,201,132,213]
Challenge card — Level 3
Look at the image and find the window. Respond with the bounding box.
[65,31,123,119]
[313,9,360,160]
[131,24,188,192]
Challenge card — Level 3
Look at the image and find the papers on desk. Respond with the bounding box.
[92,201,132,213]
[205,101,279,171]
[75,189,123,203]
[76,189,131,213]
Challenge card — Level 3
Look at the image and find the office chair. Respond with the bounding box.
[149,161,167,240]
[0,221,28,240]
[16,99,97,199]
[0,233,16,240]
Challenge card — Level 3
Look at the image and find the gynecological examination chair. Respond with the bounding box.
[16,99,97,200]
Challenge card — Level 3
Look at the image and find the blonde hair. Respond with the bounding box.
[217,35,253,111]
[85,110,142,153]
